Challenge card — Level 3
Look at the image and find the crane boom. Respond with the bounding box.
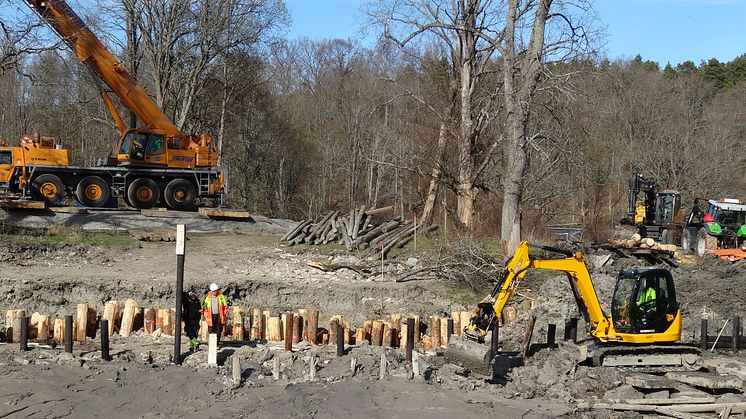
[25,0,180,137]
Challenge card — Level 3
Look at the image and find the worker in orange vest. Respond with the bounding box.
[203,283,229,344]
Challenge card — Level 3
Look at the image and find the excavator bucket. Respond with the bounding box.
[443,334,494,376]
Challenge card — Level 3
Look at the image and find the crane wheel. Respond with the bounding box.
[75,176,110,207]
[164,178,196,211]
[127,178,160,209]
[31,174,65,205]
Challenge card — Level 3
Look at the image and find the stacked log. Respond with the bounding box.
[609,233,678,252]
[282,206,439,258]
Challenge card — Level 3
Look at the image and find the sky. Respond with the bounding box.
[284,0,746,66]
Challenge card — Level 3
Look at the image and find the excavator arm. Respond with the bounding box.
[467,241,611,341]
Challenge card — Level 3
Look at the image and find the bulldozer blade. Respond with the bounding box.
[443,334,493,376]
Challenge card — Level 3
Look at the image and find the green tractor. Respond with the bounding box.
[681,198,746,260]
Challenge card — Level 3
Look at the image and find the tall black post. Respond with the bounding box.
[64,315,73,353]
[336,323,345,357]
[19,316,29,351]
[490,320,499,355]
[174,225,186,365]
[733,316,741,354]
[100,320,110,361]
[700,319,708,352]
[547,324,556,348]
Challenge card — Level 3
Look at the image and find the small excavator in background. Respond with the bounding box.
[444,241,701,375]
[626,173,686,243]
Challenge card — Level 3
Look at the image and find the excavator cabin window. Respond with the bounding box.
[612,269,676,334]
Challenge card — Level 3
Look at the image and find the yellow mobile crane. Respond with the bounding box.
[445,242,701,374]
[0,0,225,210]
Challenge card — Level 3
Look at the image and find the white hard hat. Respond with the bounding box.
[209,283,219,291]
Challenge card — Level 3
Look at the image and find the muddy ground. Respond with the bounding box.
[0,209,745,418]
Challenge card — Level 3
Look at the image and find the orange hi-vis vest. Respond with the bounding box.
[202,292,229,326]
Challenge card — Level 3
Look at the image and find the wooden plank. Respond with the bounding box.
[0,199,46,209]
[141,209,202,219]
[51,206,88,214]
[198,207,252,219]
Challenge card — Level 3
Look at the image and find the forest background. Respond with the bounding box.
[1,0,745,249]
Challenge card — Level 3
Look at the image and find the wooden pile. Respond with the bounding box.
[281,206,438,258]
[609,233,678,252]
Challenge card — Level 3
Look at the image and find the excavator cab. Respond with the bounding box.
[611,268,677,335]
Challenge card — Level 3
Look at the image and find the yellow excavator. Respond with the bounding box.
[445,241,701,374]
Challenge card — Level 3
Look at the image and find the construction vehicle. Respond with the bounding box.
[688,198,746,262]
[626,173,685,243]
[0,0,225,210]
[445,241,701,374]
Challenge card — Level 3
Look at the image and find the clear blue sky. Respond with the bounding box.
[284,0,746,66]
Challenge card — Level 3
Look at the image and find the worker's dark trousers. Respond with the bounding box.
[184,319,199,340]
[209,314,222,343]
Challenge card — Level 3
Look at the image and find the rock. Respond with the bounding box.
[13,355,30,365]
[666,371,744,390]
[603,384,644,401]
[643,389,670,399]
[625,373,677,390]
[704,356,746,381]
[405,257,419,267]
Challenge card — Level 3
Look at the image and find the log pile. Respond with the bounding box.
[609,233,678,252]
[281,206,439,258]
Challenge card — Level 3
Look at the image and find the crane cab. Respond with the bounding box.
[115,128,216,169]
[611,268,679,337]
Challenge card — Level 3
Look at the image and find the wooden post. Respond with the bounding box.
[6,309,26,343]
[144,308,156,334]
[379,353,387,380]
[76,304,88,342]
[174,224,185,366]
[100,319,110,361]
[308,310,319,345]
[363,320,373,342]
[267,317,282,341]
[297,309,308,341]
[700,319,708,352]
[734,316,741,354]
[329,319,339,346]
[37,315,50,342]
[547,324,556,348]
[292,315,302,343]
[406,317,414,362]
[87,305,98,338]
[390,314,402,346]
[53,319,64,344]
[19,316,28,351]
[102,301,119,336]
[120,300,138,338]
[451,312,461,336]
[371,321,384,346]
[521,315,537,358]
[284,313,294,351]
[355,327,366,344]
[199,319,209,341]
[272,357,280,380]
[251,308,263,340]
[430,316,441,349]
[336,323,344,356]
[459,312,471,335]
[262,310,271,339]
[382,322,394,347]
[232,357,241,386]
[64,315,73,353]
[446,318,454,347]
[233,308,245,341]
[207,333,218,366]
[413,315,421,344]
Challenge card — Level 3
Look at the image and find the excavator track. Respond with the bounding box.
[590,344,702,372]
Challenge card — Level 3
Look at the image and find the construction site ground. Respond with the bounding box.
[1,209,745,418]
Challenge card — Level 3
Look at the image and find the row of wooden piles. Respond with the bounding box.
[5,302,523,350]
[281,205,439,258]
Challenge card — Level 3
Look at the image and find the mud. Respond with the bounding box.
[1,210,746,417]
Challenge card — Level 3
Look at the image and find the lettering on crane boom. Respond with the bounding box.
[170,156,194,163]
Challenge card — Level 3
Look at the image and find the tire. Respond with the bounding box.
[681,229,694,254]
[696,228,718,258]
[127,178,160,209]
[164,178,197,211]
[31,174,65,205]
[75,176,110,207]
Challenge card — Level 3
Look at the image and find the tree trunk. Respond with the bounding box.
[456,2,478,229]
[500,0,551,253]
[421,119,449,225]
